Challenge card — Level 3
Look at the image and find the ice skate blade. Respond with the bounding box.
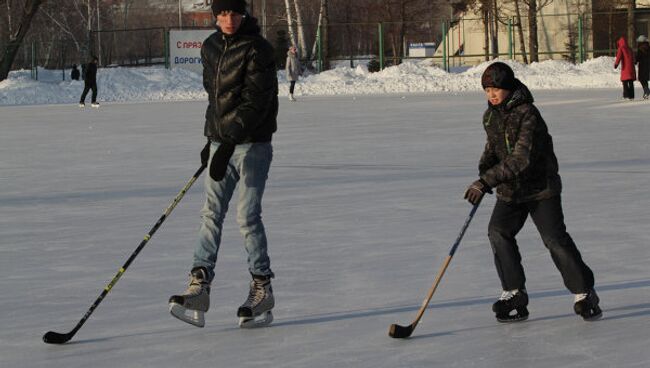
[496,314,529,323]
[169,302,205,328]
[238,311,273,329]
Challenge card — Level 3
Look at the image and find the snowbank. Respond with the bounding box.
[0,57,621,106]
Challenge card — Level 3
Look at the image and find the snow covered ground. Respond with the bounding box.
[1,88,649,367]
[0,57,624,106]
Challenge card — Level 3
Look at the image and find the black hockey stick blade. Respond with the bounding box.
[43,331,74,344]
[388,323,414,339]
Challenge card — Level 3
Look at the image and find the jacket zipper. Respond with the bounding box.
[214,35,230,140]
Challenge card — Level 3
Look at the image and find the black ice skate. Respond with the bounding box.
[574,289,602,321]
[493,289,529,323]
[169,267,211,327]
[237,275,274,328]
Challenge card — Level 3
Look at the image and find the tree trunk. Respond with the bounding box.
[483,4,490,61]
[320,0,329,70]
[0,0,47,82]
[490,0,499,59]
[292,0,308,59]
[627,0,636,48]
[283,0,298,50]
[6,0,13,35]
[528,0,539,62]
[514,0,528,63]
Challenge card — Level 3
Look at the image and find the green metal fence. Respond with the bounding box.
[10,8,650,80]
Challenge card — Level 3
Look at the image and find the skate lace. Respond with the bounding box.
[499,289,521,301]
[185,272,209,295]
[574,292,588,303]
[245,279,267,306]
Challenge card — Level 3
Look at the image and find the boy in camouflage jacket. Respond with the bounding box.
[464,62,601,322]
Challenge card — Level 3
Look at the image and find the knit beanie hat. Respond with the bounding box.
[481,62,516,90]
[211,0,246,15]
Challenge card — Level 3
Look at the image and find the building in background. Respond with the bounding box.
[435,0,650,66]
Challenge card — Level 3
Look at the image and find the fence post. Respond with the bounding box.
[378,23,384,70]
[578,14,585,63]
[61,40,66,81]
[31,42,38,81]
[442,21,447,72]
[164,29,170,69]
[508,18,513,60]
[317,26,323,73]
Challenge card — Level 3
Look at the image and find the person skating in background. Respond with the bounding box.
[71,64,80,81]
[464,62,601,323]
[614,36,636,100]
[79,56,99,107]
[285,45,301,101]
[168,0,279,329]
[635,35,650,99]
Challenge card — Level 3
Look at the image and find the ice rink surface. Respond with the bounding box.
[1,89,649,367]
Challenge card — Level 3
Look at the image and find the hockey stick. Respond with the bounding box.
[388,201,481,339]
[43,165,206,344]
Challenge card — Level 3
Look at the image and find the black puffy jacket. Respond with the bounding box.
[201,16,278,144]
[478,79,562,203]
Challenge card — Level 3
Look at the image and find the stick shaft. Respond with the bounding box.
[46,165,205,342]
[406,202,480,330]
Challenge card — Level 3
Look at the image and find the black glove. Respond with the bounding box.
[209,143,235,181]
[221,122,245,145]
[464,178,493,205]
[200,140,211,167]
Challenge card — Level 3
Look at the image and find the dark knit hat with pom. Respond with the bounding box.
[481,62,516,90]
[211,0,246,15]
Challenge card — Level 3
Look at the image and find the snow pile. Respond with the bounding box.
[0,57,621,106]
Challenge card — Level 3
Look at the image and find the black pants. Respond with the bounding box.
[622,80,634,99]
[639,80,650,97]
[289,80,296,94]
[488,196,594,294]
[80,82,98,103]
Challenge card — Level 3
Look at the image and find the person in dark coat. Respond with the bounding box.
[614,36,636,100]
[71,64,80,81]
[464,62,601,323]
[79,56,99,107]
[635,35,650,99]
[169,0,279,329]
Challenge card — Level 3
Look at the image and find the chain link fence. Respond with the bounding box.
[11,8,650,80]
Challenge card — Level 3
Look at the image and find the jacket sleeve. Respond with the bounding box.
[285,56,291,75]
[480,109,537,187]
[615,47,622,68]
[478,141,498,176]
[231,41,278,139]
[201,45,217,127]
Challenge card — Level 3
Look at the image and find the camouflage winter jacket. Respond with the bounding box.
[478,79,562,203]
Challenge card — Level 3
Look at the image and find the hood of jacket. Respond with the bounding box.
[618,36,629,49]
[489,79,534,111]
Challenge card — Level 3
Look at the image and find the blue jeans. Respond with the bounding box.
[193,141,274,282]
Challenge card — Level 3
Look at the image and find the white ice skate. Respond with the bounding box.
[91,103,100,108]
[237,276,274,328]
[169,267,210,328]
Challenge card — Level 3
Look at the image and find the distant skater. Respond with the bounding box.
[615,36,636,100]
[79,56,99,108]
[285,45,301,101]
[635,35,650,99]
[71,64,80,81]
